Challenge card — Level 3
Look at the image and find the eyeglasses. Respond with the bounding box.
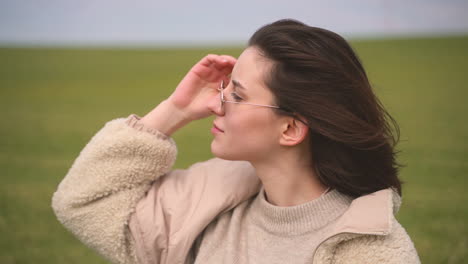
[218,80,281,111]
[218,80,309,125]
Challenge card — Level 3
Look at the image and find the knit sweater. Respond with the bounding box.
[192,188,353,263]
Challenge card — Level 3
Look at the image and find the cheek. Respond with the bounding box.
[211,110,279,160]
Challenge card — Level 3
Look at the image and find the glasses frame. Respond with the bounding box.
[218,80,310,126]
[218,80,281,110]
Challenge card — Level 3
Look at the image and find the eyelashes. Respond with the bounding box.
[225,79,245,102]
[230,92,243,102]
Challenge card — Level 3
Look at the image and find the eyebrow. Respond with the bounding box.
[231,79,247,90]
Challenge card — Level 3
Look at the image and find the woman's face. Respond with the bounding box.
[209,47,286,162]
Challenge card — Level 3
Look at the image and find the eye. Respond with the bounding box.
[230,92,243,102]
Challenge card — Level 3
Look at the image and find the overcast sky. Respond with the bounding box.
[0,0,467,46]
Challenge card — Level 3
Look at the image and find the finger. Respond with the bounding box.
[204,54,236,71]
[198,54,220,67]
[221,67,233,77]
[220,55,237,66]
[214,56,236,81]
[211,56,232,71]
[192,54,235,82]
[221,75,231,87]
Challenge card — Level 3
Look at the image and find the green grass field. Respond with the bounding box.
[1,36,467,263]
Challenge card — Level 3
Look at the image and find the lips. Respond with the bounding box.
[213,123,224,133]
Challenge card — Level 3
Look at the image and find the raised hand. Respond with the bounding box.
[140,54,236,136]
[169,54,236,120]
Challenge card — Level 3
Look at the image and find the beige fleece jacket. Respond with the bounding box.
[52,114,420,264]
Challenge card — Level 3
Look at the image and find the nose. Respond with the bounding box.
[207,91,225,116]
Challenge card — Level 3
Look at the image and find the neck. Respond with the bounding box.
[251,147,328,207]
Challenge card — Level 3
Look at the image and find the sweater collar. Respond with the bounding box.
[249,187,353,236]
[249,187,401,237]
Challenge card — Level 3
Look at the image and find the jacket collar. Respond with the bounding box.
[311,188,401,264]
[331,188,401,236]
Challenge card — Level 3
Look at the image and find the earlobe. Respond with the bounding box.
[279,119,309,146]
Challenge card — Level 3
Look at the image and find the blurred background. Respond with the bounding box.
[1,0,467,263]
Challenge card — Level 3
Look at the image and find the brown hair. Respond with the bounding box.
[248,19,402,197]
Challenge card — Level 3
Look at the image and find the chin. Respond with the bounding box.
[211,140,230,160]
[211,140,242,161]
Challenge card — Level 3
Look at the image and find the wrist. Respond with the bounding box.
[140,100,190,136]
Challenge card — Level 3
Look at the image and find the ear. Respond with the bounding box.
[279,118,309,146]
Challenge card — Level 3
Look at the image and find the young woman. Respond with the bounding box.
[52,19,420,264]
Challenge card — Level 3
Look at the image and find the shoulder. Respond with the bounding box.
[166,158,259,195]
[332,219,420,264]
[185,158,254,175]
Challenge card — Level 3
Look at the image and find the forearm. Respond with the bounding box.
[140,100,190,136]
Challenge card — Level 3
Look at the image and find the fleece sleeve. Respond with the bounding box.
[52,114,177,264]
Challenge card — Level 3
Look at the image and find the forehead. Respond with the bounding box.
[231,47,272,96]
